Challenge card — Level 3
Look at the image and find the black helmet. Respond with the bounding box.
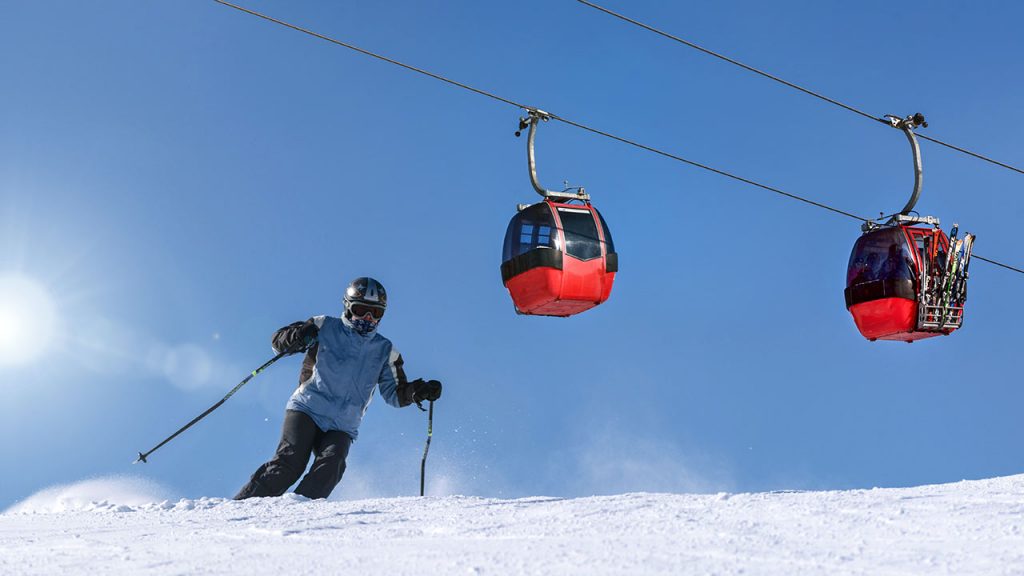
[343,277,387,334]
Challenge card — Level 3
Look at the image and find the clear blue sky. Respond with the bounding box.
[2,0,1022,508]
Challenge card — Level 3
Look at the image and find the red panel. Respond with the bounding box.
[849,298,916,340]
[504,261,616,318]
[600,271,616,303]
[849,297,956,342]
[505,268,563,314]
[531,298,598,317]
[876,330,945,343]
[560,257,605,302]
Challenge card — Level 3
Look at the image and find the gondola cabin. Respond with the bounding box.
[501,199,617,316]
[845,224,969,342]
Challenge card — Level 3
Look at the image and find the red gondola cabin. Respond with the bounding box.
[844,225,968,342]
[501,199,617,316]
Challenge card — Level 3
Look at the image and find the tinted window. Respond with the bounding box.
[595,208,615,254]
[558,207,602,261]
[502,202,557,262]
[847,227,916,287]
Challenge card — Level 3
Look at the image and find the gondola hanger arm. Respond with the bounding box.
[885,112,929,222]
[516,108,589,202]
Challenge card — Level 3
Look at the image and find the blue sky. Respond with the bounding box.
[1,0,1022,508]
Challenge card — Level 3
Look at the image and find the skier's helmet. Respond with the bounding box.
[343,277,387,335]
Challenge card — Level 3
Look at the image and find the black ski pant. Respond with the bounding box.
[234,409,352,500]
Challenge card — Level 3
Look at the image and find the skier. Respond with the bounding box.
[234,277,442,500]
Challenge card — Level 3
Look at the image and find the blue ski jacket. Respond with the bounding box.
[275,315,411,440]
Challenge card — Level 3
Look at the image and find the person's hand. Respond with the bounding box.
[298,321,319,348]
[412,379,442,402]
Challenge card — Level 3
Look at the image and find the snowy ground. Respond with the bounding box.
[2,475,1022,575]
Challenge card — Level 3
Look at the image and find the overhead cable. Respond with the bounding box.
[213,0,865,222]
[974,255,1024,275]
[212,1,1021,276]
[576,0,1024,177]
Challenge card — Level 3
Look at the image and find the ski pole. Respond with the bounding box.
[419,400,434,496]
[134,346,296,464]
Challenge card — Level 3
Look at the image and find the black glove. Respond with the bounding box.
[412,379,442,403]
[297,320,319,349]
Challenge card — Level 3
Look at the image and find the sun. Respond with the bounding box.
[0,273,59,366]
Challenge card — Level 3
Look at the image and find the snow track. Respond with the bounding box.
[2,475,1023,575]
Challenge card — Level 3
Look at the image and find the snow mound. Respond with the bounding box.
[3,476,172,514]
[1,475,1023,574]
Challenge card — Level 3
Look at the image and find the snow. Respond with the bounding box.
[2,475,1023,575]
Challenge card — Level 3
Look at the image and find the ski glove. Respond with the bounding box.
[272,319,319,355]
[298,320,319,349]
[411,379,443,403]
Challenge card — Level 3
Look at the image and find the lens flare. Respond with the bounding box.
[0,274,58,366]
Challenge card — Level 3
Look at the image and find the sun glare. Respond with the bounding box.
[0,274,58,366]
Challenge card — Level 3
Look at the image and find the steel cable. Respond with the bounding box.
[575,0,1024,177]
[213,1,1021,275]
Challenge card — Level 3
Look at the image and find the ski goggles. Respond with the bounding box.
[350,302,385,320]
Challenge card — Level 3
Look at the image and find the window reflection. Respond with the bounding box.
[558,208,602,261]
[503,203,557,262]
[847,228,917,287]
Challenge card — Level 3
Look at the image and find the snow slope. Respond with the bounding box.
[2,475,1022,575]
